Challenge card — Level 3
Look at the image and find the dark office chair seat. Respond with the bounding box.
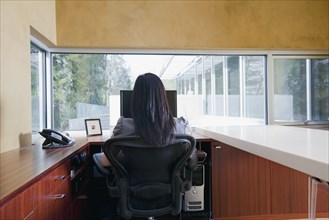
[102,135,197,220]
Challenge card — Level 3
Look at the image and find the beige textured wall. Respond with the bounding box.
[0,1,57,153]
[56,0,329,49]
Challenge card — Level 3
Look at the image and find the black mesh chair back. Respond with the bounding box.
[102,135,196,219]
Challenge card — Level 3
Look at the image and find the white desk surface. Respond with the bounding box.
[194,125,329,182]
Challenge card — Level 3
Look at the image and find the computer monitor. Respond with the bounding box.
[120,90,177,118]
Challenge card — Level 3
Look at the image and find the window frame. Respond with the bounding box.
[41,48,328,129]
[30,37,50,140]
[268,54,329,125]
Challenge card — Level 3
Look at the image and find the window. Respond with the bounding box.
[32,49,327,133]
[214,56,224,116]
[244,56,265,119]
[52,54,132,131]
[31,43,46,133]
[177,76,184,95]
[177,55,266,123]
[50,53,267,130]
[311,59,329,121]
[204,56,212,115]
[189,67,195,95]
[196,59,203,95]
[273,57,328,123]
[227,56,240,117]
[50,52,329,130]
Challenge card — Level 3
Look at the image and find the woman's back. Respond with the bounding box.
[101,72,189,167]
[131,73,176,146]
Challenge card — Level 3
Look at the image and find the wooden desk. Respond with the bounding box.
[194,125,329,182]
[195,125,329,220]
[0,131,211,219]
[2,129,327,220]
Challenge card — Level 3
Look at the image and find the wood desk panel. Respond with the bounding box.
[0,131,208,204]
[0,131,211,220]
[0,137,89,204]
[0,186,33,220]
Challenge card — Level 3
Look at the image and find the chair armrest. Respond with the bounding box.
[92,153,110,176]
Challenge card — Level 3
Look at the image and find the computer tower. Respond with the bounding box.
[182,141,212,219]
[184,164,205,211]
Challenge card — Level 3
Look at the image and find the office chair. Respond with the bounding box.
[101,135,197,220]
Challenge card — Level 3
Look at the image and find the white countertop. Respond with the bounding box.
[194,125,329,182]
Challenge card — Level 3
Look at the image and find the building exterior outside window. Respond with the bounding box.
[176,55,266,124]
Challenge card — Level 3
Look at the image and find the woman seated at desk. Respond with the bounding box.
[100,72,191,167]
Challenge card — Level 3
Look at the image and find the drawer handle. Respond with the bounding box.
[215,146,221,149]
[52,194,65,199]
[55,175,65,180]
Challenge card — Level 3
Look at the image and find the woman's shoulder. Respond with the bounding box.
[112,117,135,137]
[173,116,189,134]
[120,116,134,123]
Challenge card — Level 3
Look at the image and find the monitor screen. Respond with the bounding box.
[120,90,177,118]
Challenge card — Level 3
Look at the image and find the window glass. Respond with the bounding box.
[31,43,45,133]
[311,59,329,121]
[47,52,329,130]
[51,53,267,130]
[181,77,185,94]
[214,56,224,116]
[188,67,195,95]
[274,59,307,122]
[227,56,240,117]
[204,56,212,115]
[185,75,190,94]
[196,59,203,95]
[177,77,183,95]
[244,56,265,119]
[52,54,132,131]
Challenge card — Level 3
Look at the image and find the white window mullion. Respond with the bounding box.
[240,56,245,118]
[47,52,52,129]
[306,59,312,121]
[192,62,199,95]
[263,56,268,124]
[38,52,44,130]
[267,53,274,125]
[223,56,228,116]
[211,56,216,115]
[202,57,205,115]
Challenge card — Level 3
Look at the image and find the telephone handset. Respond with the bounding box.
[39,129,75,149]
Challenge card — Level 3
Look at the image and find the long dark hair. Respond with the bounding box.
[131,73,175,146]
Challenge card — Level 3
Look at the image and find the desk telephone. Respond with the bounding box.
[39,129,75,149]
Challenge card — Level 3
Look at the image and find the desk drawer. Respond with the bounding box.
[33,160,70,208]
[0,186,33,220]
[27,178,70,220]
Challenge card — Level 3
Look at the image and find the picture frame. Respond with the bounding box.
[85,119,102,136]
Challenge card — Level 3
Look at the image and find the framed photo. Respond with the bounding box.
[85,119,102,136]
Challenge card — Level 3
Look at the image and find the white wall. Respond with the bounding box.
[0,1,57,152]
